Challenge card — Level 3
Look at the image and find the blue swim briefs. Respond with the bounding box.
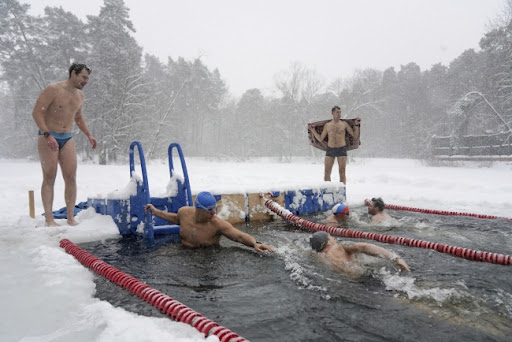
[38,130,73,149]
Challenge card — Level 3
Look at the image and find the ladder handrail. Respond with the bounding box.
[168,143,193,206]
[129,141,154,239]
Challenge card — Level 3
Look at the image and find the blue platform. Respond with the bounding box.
[87,141,346,243]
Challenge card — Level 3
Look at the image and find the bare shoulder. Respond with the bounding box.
[180,206,195,213]
[344,242,372,253]
[34,83,62,107]
[40,82,61,96]
[177,206,194,217]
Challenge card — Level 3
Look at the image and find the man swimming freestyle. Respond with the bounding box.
[310,106,360,184]
[32,63,97,226]
[310,231,410,278]
[145,191,275,253]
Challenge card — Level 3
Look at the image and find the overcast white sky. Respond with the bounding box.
[23,0,507,97]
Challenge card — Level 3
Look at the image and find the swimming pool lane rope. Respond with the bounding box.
[59,239,248,342]
[364,198,512,222]
[264,199,512,266]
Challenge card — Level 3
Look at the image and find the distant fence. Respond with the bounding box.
[432,132,512,159]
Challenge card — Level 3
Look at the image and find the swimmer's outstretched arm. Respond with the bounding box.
[345,242,410,273]
[218,220,275,254]
[144,204,179,224]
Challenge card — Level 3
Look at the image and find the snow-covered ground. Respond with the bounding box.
[1,157,511,341]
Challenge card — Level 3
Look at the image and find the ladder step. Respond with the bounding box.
[153,224,180,235]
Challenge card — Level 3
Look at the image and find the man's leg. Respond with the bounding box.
[337,156,347,184]
[59,139,78,226]
[37,137,59,226]
[324,156,335,181]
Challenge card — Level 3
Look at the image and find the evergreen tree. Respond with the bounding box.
[85,0,144,163]
[0,0,88,158]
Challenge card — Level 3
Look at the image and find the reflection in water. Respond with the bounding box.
[80,209,512,342]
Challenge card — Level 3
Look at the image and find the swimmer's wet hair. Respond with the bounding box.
[69,63,91,77]
[371,197,385,212]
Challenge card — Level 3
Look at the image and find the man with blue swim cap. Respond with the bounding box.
[310,231,410,277]
[195,191,218,212]
[145,191,275,253]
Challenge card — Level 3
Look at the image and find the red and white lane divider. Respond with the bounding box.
[60,239,247,342]
[264,199,511,266]
[364,198,512,222]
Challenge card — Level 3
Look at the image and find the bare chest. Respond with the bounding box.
[325,122,347,136]
[47,89,83,119]
[179,219,221,246]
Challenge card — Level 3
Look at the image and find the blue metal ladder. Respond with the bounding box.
[129,141,192,242]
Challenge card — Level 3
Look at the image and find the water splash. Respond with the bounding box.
[379,268,463,303]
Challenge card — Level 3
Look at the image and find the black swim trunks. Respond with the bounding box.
[326,146,347,157]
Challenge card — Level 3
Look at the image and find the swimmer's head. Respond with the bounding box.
[195,191,217,212]
[333,203,349,219]
[69,62,91,77]
[370,197,385,212]
[310,231,330,252]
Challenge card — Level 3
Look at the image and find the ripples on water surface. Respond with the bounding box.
[80,209,512,341]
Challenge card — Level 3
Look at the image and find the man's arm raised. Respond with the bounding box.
[345,118,361,139]
[309,122,329,142]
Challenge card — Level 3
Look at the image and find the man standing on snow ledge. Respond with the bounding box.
[32,63,97,226]
[309,106,360,184]
[145,191,275,253]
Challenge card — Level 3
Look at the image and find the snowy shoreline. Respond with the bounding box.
[1,157,511,341]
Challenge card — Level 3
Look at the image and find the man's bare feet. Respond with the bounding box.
[67,218,79,226]
[45,220,60,227]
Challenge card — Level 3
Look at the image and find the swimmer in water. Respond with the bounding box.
[310,231,410,277]
[145,191,275,253]
[367,197,392,224]
[322,203,350,226]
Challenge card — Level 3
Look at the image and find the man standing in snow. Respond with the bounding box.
[309,106,360,184]
[32,63,97,226]
[145,191,275,253]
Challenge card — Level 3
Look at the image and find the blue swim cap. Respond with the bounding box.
[195,191,217,212]
[333,203,349,218]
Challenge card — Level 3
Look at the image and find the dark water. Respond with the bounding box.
[80,209,512,342]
